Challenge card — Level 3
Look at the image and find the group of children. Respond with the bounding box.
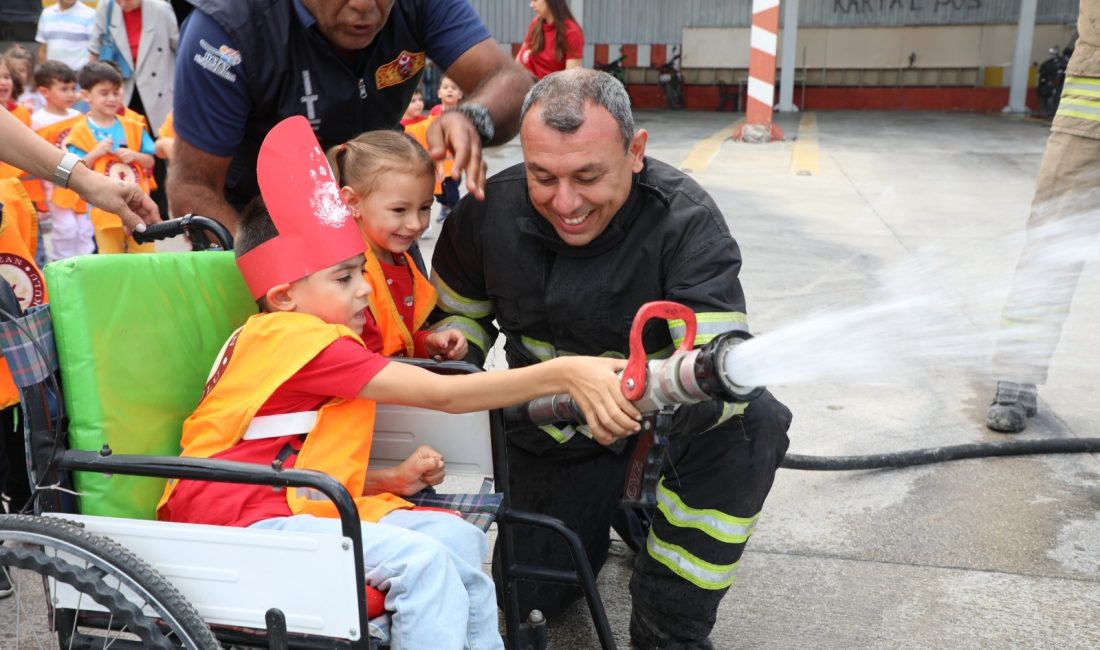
[1,51,175,263]
[156,116,640,647]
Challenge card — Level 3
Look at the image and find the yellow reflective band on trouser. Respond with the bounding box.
[656,478,758,544]
[430,274,494,319]
[646,532,740,590]
[521,336,556,361]
[1056,82,1100,122]
[706,401,748,431]
[431,315,493,354]
[538,423,594,443]
[668,312,749,347]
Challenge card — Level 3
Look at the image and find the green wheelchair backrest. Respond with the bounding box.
[44,252,257,519]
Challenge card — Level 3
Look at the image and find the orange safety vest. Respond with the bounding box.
[157,311,411,522]
[363,250,437,357]
[0,105,33,182]
[158,111,174,139]
[25,114,86,212]
[62,117,151,230]
[403,115,451,194]
[0,179,49,409]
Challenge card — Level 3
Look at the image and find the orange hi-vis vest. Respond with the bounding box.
[402,115,451,194]
[0,106,34,185]
[364,250,437,357]
[60,117,150,228]
[157,311,411,522]
[0,179,49,409]
[32,115,85,212]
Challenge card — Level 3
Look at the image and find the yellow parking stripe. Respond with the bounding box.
[680,119,744,174]
[790,112,819,176]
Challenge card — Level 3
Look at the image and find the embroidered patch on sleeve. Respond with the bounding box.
[193,39,242,83]
[375,50,426,90]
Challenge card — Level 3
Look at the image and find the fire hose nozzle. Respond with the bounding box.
[502,330,765,430]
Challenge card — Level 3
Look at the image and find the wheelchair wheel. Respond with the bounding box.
[0,515,219,649]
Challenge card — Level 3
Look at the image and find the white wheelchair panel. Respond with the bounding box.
[46,513,362,641]
[370,405,493,477]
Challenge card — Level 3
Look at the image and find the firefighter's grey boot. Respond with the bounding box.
[986,381,1038,434]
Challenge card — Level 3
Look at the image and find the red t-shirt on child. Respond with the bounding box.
[161,338,389,527]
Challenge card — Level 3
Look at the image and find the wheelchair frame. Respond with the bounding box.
[0,220,620,650]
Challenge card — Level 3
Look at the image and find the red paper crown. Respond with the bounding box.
[236,116,364,300]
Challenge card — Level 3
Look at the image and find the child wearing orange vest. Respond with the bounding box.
[31,60,90,262]
[157,117,639,649]
[63,62,155,254]
[0,178,50,520]
[327,130,466,359]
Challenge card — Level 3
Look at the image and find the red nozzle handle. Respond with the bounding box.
[621,301,697,401]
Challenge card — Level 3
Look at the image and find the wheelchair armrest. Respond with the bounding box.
[389,356,483,375]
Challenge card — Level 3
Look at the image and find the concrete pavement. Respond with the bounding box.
[433,110,1100,649]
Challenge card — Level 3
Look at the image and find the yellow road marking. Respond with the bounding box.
[790,113,819,176]
[679,118,744,174]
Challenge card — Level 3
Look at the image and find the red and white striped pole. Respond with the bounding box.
[733,0,785,142]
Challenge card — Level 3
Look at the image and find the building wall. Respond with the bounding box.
[682,23,1076,69]
[470,0,1080,45]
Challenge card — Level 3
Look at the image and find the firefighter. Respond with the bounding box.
[429,68,793,649]
[988,0,1100,433]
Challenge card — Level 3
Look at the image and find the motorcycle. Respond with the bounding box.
[658,51,684,110]
[595,48,627,87]
[1037,40,1073,118]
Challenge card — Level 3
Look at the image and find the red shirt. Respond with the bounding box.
[519,17,584,79]
[161,338,390,528]
[122,7,142,64]
[400,114,428,127]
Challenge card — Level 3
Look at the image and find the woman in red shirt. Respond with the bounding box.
[516,0,584,80]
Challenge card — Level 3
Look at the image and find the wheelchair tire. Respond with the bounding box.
[0,514,219,649]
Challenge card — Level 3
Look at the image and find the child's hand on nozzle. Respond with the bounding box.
[424,329,468,361]
[556,357,642,446]
[390,445,446,496]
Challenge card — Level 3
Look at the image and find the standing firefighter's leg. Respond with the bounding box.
[630,391,791,646]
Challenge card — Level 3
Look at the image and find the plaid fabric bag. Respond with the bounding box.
[0,305,58,388]
[407,480,503,532]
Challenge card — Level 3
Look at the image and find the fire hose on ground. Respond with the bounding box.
[503,302,1100,498]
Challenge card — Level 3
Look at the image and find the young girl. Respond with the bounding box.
[326,130,467,360]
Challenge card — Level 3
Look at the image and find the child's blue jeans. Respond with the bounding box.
[250,509,502,649]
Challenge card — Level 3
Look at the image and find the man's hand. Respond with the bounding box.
[555,357,642,446]
[424,328,468,361]
[434,38,534,201]
[426,112,487,200]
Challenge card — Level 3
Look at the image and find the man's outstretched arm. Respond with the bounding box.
[167,135,241,230]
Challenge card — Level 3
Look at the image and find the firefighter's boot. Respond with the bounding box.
[630,609,714,650]
[986,381,1038,434]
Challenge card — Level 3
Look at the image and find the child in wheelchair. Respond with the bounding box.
[326,129,466,360]
[156,117,641,649]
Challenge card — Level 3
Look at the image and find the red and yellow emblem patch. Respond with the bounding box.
[375,50,426,90]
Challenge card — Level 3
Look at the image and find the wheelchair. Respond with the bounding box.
[0,216,618,649]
